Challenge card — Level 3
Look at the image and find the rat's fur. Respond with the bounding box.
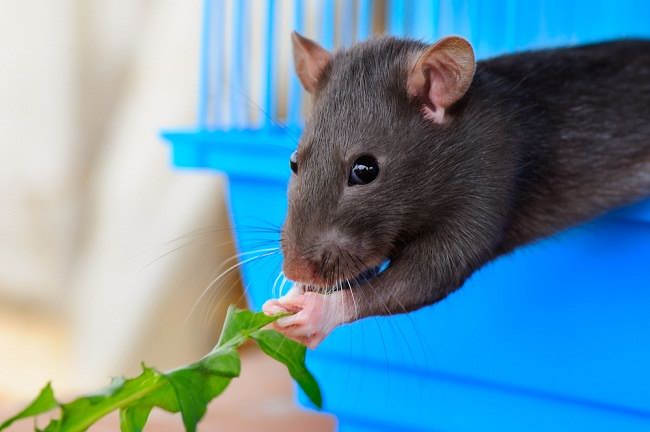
[282,37,650,322]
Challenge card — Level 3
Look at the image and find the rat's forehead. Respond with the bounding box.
[296,39,424,157]
[297,110,394,165]
[310,40,421,121]
[325,38,422,88]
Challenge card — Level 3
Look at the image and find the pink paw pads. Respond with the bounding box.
[262,292,341,349]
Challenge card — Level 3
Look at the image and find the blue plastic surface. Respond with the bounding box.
[163,1,650,430]
[164,127,650,431]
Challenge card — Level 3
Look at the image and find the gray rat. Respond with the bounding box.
[263,33,650,348]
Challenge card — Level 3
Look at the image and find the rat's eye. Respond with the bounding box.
[348,155,379,186]
[290,151,298,174]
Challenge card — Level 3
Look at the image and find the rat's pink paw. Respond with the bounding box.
[268,290,347,349]
[262,284,305,316]
[262,298,296,315]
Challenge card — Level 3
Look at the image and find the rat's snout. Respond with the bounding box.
[283,253,321,284]
[282,234,349,286]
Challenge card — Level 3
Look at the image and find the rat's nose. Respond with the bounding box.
[283,228,350,285]
[283,244,341,286]
[283,254,320,284]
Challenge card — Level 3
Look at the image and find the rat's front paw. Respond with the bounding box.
[263,290,347,349]
[262,283,305,315]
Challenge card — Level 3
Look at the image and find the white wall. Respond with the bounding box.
[0,0,242,392]
[0,1,77,305]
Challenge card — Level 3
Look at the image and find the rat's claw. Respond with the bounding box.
[264,290,348,349]
[262,299,287,315]
[262,284,306,316]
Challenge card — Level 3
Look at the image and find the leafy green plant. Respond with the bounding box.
[1,306,321,432]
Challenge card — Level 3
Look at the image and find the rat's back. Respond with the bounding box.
[480,40,650,248]
[480,39,650,135]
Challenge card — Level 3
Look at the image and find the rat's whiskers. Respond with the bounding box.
[184,248,280,327]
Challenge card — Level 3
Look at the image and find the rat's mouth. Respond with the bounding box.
[305,258,391,294]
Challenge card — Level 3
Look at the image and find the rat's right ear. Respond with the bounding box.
[407,36,475,124]
[292,32,331,94]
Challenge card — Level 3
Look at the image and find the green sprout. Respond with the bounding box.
[1,306,321,432]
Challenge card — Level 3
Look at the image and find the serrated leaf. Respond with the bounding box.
[0,382,58,430]
[251,329,323,408]
[1,306,322,432]
[57,367,163,431]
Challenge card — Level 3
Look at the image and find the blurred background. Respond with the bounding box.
[1,0,649,431]
[0,0,242,398]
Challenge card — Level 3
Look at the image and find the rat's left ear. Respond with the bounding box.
[407,36,475,124]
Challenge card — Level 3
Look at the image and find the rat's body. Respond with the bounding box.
[263,36,650,347]
[485,40,650,250]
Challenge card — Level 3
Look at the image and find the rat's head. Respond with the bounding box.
[282,33,476,291]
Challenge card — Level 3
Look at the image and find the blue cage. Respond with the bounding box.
[163,1,650,431]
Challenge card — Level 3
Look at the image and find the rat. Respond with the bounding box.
[262,32,650,348]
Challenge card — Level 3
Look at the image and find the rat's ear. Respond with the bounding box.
[292,31,331,94]
[407,36,475,124]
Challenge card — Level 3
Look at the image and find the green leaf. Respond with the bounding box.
[199,347,241,377]
[119,405,152,432]
[0,306,322,432]
[165,367,232,432]
[56,366,165,432]
[251,329,323,408]
[118,375,180,432]
[39,419,62,432]
[0,382,58,430]
[215,306,279,349]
